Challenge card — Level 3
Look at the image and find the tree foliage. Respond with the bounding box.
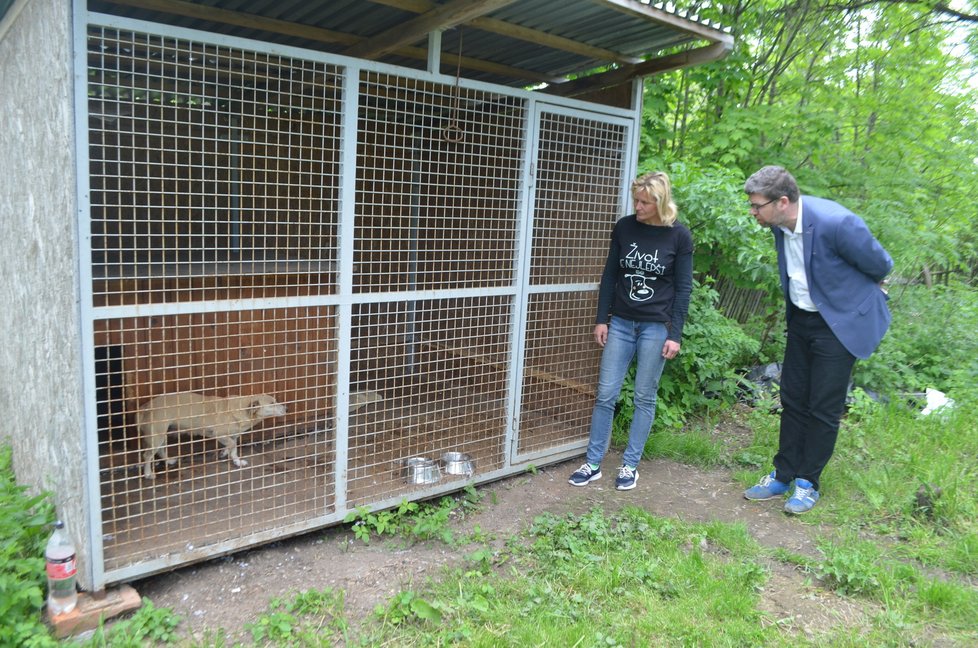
[644,0,978,277]
[628,0,978,407]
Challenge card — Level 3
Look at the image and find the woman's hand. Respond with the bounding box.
[662,340,680,360]
[594,323,609,347]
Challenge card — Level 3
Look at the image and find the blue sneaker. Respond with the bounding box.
[568,463,601,486]
[615,465,638,490]
[744,471,791,500]
[784,479,820,514]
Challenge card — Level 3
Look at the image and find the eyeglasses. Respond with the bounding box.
[748,198,777,212]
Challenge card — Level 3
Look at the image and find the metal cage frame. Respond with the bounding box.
[75,11,638,588]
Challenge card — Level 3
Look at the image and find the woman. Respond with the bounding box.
[569,171,694,490]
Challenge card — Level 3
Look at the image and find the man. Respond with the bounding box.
[743,166,893,514]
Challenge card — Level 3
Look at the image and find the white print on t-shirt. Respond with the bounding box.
[625,273,656,301]
[624,243,666,274]
[621,243,668,302]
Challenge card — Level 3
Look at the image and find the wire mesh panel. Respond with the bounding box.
[514,108,630,459]
[529,110,627,285]
[346,297,511,507]
[95,307,336,572]
[86,24,344,574]
[518,292,602,455]
[87,26,341,306]
[355,71,525,293]
[81,16,637,584]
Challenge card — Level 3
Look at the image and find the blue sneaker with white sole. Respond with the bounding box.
[784,478,820,514]
[744,471,791,500]
[615,465,638,490]
[568,463,601,486]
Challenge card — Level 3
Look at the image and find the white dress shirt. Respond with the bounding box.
[779,198,818,312]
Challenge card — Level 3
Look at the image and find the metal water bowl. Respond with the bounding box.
[402,457,441,485]
[441,452,474,476]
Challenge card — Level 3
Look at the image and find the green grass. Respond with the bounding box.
[3,386,977,646]
[245,588,349,645]
[827,398,978,577]
[612,408,740,468]
[727,399,978,646]
[351,397,976,647]
[360,507,777,647]
[645,424,727,465]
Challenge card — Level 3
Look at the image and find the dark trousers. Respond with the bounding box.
[774,306,856,491]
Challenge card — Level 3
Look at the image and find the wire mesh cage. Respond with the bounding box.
[95,307,336,570]
[518,291,600,456]
[88,28,341,306]
[531,111,627,285]
[347,296,511,508]
[354,71,524,293]
[83,19,632,582]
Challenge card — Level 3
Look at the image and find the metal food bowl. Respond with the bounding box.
[402,457,441,485]
[441,452,474,476]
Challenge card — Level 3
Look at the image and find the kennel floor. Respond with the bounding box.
[98,395,586,572]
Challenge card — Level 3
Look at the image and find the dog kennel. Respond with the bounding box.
[0,0,731,591]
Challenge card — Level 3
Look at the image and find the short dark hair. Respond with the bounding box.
[744,165,800,202]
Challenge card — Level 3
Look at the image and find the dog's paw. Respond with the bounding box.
[233,458,249,467]
[165,458,178,466]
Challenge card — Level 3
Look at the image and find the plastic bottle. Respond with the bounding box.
[45,520,78,615]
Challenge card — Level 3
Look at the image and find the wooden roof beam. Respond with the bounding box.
[101,0,360,46]
[547,39,733,97]
[99,0,559,84]
[367,0,643,65]
[343,0,518,60]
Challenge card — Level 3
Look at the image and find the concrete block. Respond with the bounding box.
[47,585,142,639]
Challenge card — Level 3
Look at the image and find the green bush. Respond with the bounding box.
[659,281,760,423]
[855,280,978,399]
[0,444,56,648]
[641,158,780,298]
[734,307,785,366]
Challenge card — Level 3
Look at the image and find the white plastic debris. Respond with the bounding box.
[920,388,955,416]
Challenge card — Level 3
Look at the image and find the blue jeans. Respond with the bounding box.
[586,316,669,469]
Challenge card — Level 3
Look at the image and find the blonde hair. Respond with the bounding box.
[631,171,678,226]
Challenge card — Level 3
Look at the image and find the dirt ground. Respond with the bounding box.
[127,436,878,645]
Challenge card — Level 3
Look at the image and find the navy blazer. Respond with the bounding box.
[772,196,893,359]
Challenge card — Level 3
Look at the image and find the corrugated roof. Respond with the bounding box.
[84,0,732,96]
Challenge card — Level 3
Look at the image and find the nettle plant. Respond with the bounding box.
[343,486,484,545]
[0,445,56,648]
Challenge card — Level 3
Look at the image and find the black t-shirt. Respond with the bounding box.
[595,215,694,341]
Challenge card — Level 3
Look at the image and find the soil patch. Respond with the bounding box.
[130,454,871,644]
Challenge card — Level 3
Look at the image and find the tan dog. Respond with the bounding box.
[138,392,287,480]
[350,390,383,411]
